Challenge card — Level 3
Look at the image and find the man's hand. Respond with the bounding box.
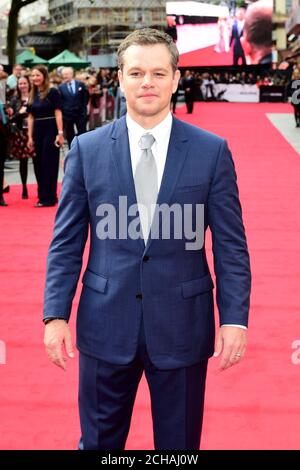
[44,320,74,370]
[214,326,247,371]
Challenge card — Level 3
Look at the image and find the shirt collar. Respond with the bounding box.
[126,112,173,146]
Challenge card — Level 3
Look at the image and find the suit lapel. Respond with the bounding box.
[110,116,145,250]
[156,117,189,208]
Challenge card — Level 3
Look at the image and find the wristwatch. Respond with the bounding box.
[58,130,64,135]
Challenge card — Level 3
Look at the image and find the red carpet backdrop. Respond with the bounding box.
[0,103,300,449]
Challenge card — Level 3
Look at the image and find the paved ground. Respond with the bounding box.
[266,113,300,154]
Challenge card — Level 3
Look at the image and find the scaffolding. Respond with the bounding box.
[48,0,170,56]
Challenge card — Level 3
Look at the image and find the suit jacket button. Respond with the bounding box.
[143,255,150,262]
[136,293,143,299]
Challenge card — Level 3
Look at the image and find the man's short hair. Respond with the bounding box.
[117,28,179,73]
[62,66,74,75]
[244,0,272,49]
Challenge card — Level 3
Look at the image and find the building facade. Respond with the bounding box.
[48,0,169,66]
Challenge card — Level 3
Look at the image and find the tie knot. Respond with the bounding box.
[139,133,155,150]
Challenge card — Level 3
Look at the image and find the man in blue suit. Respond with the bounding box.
[230,6,247,66]
[43,29,251,450]
[59,67,89,148]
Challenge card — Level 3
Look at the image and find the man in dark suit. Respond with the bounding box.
[230,6,247,66]
[182,70,196,114]
[59,67,89,148]
[43,29,251,450]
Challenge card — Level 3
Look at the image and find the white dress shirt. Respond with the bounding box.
[68,79,76,94]
[126,111,172,190]
[237,19,245,36]
[125,112,246,331]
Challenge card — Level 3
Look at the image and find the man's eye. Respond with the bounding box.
[130,72,140,76]
[154,73,165,77]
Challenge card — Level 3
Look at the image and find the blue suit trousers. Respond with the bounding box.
[78,317,208,450]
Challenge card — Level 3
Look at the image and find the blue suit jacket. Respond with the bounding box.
[230,21,244,55]
[44,116,251,369]
[58,80,88,120]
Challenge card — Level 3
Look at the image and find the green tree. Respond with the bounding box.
[7,0,38,66]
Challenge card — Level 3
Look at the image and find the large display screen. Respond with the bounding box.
[166,1,273,67]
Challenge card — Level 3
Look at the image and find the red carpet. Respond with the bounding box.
[179,45,234,67]
[1,103,300,449]
[176,23,234,67]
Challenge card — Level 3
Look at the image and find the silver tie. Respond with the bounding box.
[134,133,158,241]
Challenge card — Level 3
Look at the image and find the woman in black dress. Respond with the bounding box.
[28,65,64,207]
[9,75,36,199]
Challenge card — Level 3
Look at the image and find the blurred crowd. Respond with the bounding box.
[0,60,299,207]
[0,64,126,206]
[177,68,292,101]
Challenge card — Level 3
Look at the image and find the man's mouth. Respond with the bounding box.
[139,94,158,99]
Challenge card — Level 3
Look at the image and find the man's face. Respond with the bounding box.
[14,65,23,77]
[118,44,180,121]
[62,69,73,82]
[237,8,246,20]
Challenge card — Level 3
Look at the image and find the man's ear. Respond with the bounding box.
[118,69,124,92]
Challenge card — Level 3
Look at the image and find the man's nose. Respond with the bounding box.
[141,73,154,87]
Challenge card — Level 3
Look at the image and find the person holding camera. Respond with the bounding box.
[27,65,64,207]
